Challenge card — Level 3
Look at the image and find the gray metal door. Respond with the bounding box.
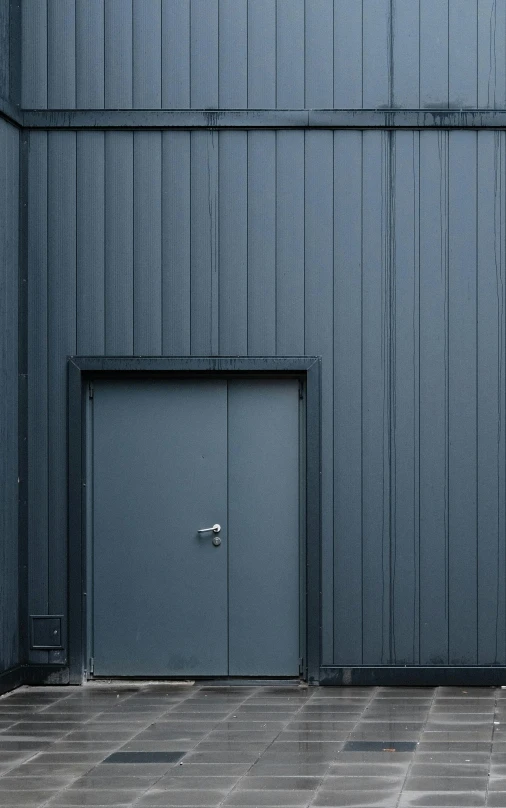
[90,378,300,678]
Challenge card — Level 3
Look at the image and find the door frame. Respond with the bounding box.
[67,356,322,685]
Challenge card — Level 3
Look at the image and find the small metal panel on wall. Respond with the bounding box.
[67,356,322,685]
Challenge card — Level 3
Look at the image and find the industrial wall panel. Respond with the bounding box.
[362,0,390,108]
[448,133,478,664]
[305,131,334,663]
[75,0,104,109]
[76,132,105,355]
[47,133,76,663]
[104,132,133,355]
[22,0,47,108]
[275,131,304,355]
[26,129,506,670]
[190,0,218,110]
[334,0,362,109]
[0,0,9,101]
[133,132,162,355]
[190,131,218,355]
[478,0,506,109]
[333,131,363,666]
[449,0,478,109]
[477,132,506,665]
[392,1,420,108]
[277,0,304,110]
[247,131,276,355]
[247,0,276,109]
[21,0,506,111]
[420,0,449,108]
[305,0,334,109]
[361,132,391,665]
[391,132,420,665]
[219,0,247,109]
[218,132,248,355]
[419,132,450,666]
[47,0,76,108]
[0,120,19,673]
[161,132,191,355]
[161,0,190,109]
[133,0,161,109]
[104,0,133,109]
[27,131,49,664]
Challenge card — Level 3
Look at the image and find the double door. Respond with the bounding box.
[90,377,302,677]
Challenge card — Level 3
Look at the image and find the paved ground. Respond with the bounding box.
[0,684,506,806]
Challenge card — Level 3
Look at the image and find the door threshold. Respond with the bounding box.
[196,678,307,687]
[87,677,306,688]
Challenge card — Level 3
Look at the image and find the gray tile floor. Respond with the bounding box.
[0,684,506,806]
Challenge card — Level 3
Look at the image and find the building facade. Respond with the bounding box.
[2,0,506,691]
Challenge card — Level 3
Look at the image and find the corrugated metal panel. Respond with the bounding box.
[76,0,104,109]
[0,120,19,673]
[27,131,49,665]
[0,0,9,101]
[23,0,506,111]
[47,133,76,664]
[219,0,247,110]
[133,132,162,354]
[22,0,47,108]
[26,129,506,668]
[133,0,161,110]
[247,0,276,109]
[478,1,506,109]
[161,0,190,110]
[104,0,133,110]
[47,0,76,108]
[161,131,191,355]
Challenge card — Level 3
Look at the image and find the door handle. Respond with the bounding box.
[197,524,221,547]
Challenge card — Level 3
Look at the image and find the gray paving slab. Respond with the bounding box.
[0,684,505,807]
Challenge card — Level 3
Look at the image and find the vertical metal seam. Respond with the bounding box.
[475,129,479,663]
[103,132,106,354]
[189,132,192,354]
[274,130,277,355]
[103,0,106,108]
[360,130,364,665]
[361,0,364,108]
[416,130,421,664]
[73,0,77,109]
[132,132,135,355]
[159,0,162,109]
[18,130,29,665]
[445,130,450,661]
[331,130,335,664]
[45,131,49,621]
[274,0,277,110]
[246,131,249,355]
[160,131,164,354]
[188,0,191,109]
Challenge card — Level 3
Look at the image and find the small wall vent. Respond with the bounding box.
[30,615,63,649]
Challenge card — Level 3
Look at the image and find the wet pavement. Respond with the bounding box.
[0,683,505,806]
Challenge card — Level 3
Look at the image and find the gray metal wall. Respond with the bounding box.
[21,0,506,111]
[0,118,19,674]
[26,128,506,668]
[0,0,9,102]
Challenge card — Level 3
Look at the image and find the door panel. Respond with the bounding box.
[92,380,228,676]
[227,379,300,676]
[91,376,301,678]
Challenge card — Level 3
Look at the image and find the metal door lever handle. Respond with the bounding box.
[198,524,221,534]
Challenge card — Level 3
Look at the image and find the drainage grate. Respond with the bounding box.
[102,751,185,764]
[343,741,417,752]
